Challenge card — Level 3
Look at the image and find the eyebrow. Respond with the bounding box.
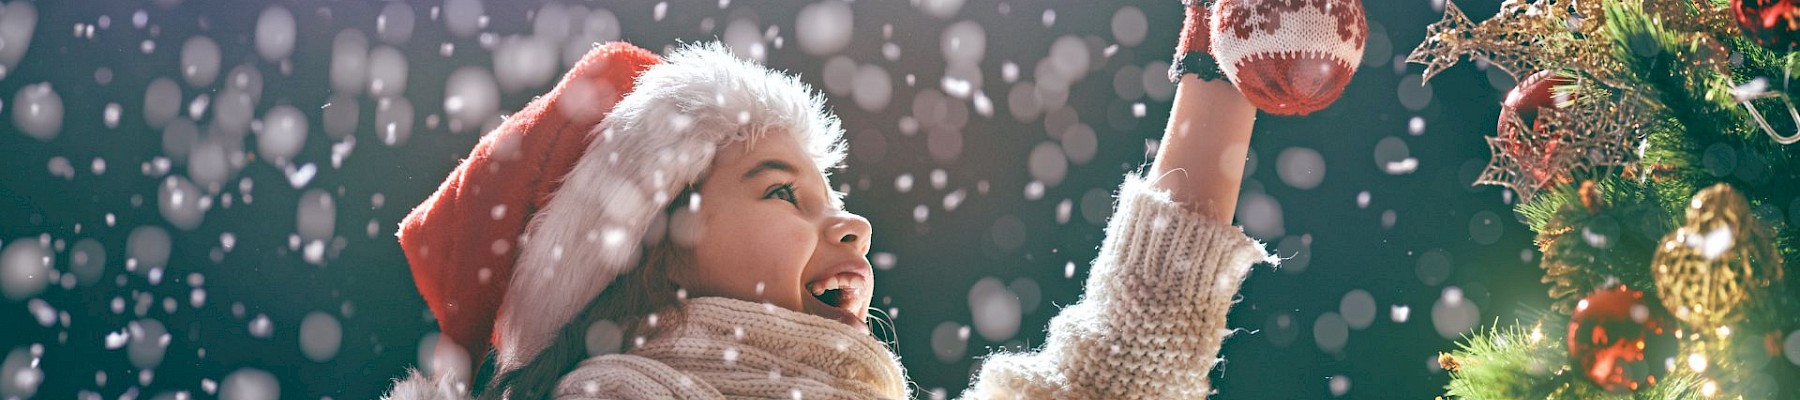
[740,159,799,182]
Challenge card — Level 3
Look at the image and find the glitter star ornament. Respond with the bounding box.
[1479,111,1575,202]
[1411,0,1653,201]
[1407,0,1614,83]
[1652,183,1786,329]
[1210,0,1367,116]
[1567,286,1677,392]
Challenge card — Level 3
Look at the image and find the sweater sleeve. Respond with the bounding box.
[963,173,1272,399]
[552,354,725,400]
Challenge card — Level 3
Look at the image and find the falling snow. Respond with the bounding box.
[0,1,1584,398]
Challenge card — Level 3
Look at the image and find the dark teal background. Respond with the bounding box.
[0,0,1554,398]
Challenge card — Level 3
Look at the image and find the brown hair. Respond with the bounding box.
[476,188,697,400]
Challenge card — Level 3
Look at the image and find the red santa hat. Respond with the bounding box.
[398,41,848,377]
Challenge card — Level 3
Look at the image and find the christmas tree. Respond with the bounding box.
[1408,0,1800,398]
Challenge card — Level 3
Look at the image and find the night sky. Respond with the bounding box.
[0,0,1566,398]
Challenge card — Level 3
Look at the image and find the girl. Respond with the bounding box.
[388,2,1278,399]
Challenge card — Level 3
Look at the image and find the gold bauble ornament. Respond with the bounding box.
[1651,183,1785,329]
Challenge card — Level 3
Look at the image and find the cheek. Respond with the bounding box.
[690,208,817,293]
[728,215,815,270]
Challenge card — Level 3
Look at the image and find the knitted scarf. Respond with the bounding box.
[553,297,911,399]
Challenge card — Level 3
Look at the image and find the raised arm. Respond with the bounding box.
[959,3,1272,399]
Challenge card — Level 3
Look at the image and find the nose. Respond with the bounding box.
[825,210,873,255]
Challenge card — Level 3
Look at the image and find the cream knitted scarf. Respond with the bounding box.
[554,297,911,399]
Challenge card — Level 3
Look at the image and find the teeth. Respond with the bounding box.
[808,275,860,299]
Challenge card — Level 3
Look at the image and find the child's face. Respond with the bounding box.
[676,130,875,331]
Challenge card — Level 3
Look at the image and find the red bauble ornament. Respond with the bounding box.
[1211,0,1367,116]
[1567,286,1677,392]
[1733,0,1800,49]
[1500,70,1575,133]
[1492,70,1577,189]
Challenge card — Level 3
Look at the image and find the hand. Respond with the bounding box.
[1169,0,1225,83]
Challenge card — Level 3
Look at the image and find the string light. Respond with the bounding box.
[1686,353,1708,373]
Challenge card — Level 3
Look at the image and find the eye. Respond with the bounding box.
[764,182,799,206]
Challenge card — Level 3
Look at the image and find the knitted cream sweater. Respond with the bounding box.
[384,173,1271,399]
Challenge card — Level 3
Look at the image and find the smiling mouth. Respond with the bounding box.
[804,271,869,328]
[813,287,853,308]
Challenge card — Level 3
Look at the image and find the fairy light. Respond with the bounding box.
[1700,380,1718,397]
[1687,353,1707,373]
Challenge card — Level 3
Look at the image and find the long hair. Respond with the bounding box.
[477,187,698,400]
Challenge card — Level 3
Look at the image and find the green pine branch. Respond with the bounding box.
[1443,1,1800,397]
[1601,0,1800,333]
[1515,177,1676,312]
[1443,321,1706,399]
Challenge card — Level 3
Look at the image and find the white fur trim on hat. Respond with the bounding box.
[382,369,471,400]
[493,42,848,370]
